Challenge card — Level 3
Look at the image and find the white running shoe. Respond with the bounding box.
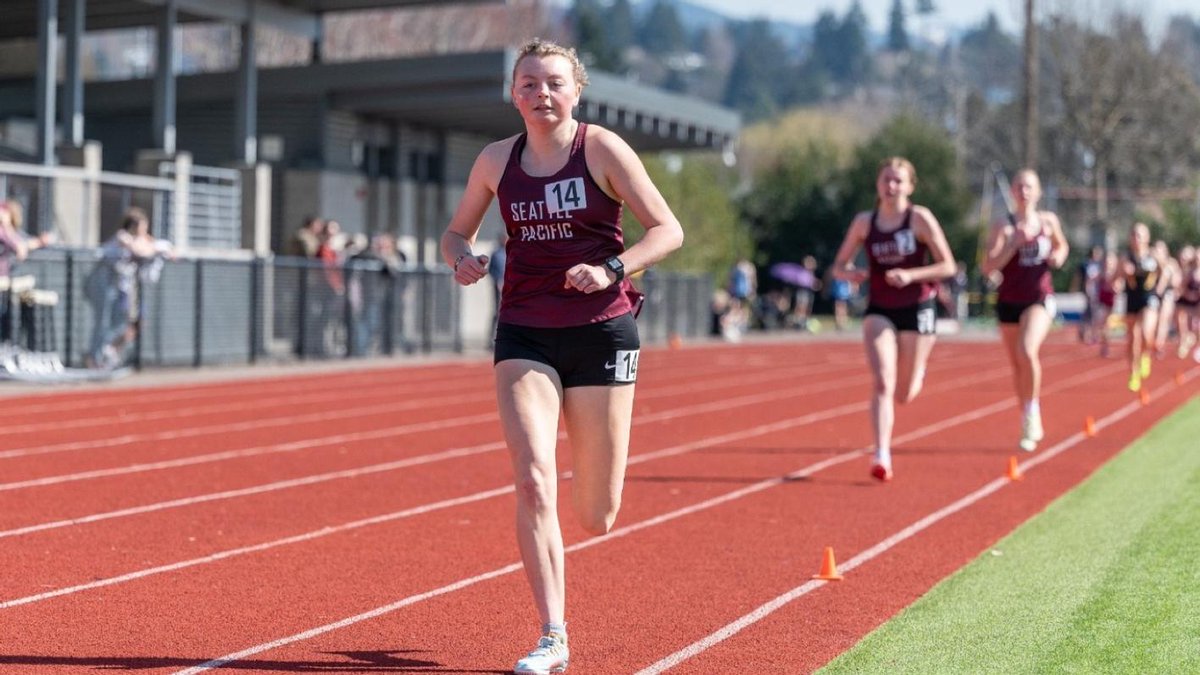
[514,633,569,675]
[1019,412,1044,452]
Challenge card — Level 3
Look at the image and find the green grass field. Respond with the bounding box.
[821,397,1200,674]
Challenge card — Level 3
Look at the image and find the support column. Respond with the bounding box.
[62,0,86,148]
[235,0,259,165]
[34,0,58,165]
[238,163,272,254]
[153,0,179,154]
[57,142,103,246]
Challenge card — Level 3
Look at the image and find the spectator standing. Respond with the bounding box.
[84,207,174,368]
[285,215,323,258]
[791,255,821,330]
[348,232,403,356]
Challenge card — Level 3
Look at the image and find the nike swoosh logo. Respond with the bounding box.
[604,362,617,370]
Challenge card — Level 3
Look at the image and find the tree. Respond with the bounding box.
[638,0,687,55]
[623,154,750,282]
[838,1,872,85]
[572,0,623,72]
[888,0,909,52]
[738,139,847,267]
[723,20,792,120]
[1043,13,1200,248]
[958,12,1019,99]
[809,5,871,89]
[607,0,636,55]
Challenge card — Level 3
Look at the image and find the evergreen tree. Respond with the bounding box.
[608,0,635,54]
[572,0,623,72]
[838,1,872,85]
[958,12,1020,97]
[888,0,909,52]
[810,5,871,87]
[723,20,791,120]
[639,0,687,55]
[810,10,840,76]
[738,139,847,267]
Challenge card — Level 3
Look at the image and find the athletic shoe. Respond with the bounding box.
[869,452,893,482]
[1023,412,1044,442]
[1019,412,1043,452]
[1128,370,1142,392]
[1140,354,1152,379]
[514,632,569,675]
[1178,334,1196,358]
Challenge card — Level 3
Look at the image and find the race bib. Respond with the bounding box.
[545,177,587,215]
[607,349,639,383]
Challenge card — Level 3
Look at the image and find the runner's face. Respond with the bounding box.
[512,55,580,127]
[1011,173,1041,208]
[876,166,912,205]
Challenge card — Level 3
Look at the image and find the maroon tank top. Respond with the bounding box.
[496,122,638,327]
[865,207,936,308]
[997,212,1053,304]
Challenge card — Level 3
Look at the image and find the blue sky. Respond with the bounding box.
[686,0,1200,34]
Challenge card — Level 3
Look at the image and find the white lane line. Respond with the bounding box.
[0,354,1040,537]
[0,348,1066,493]
[150,362,1119,673]
[0,351,924,491]
[0,354,868,461]
[632,370,1188,675]
[1,357,1078,604]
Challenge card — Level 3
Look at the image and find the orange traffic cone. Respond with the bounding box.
[1084,416,1097,438]
[1006,456,1024,481]
[812,546,844,581]
[1139,388,1151,405]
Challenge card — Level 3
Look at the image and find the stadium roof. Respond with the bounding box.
[0,50,739,154]
[0,0,497,40]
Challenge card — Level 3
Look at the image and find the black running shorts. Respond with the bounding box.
[494,312,640,388]
[865,297,937,335]
[995,295,1057,324]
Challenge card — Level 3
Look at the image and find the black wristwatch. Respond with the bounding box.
[604,256,625,282]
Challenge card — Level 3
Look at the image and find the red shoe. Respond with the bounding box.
[870,462,893,482]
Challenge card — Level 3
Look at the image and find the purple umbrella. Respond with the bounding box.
[770,262,816,289]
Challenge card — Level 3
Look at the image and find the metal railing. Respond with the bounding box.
[5,250,712,371]
[0,159,177,246]
[159,162,242,250]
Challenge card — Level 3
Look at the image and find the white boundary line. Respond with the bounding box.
[0,355,1048,538]
[163,360,1124,674]
[632,369,1196,674]
[0,357,1103,609]
[0,353,875,461]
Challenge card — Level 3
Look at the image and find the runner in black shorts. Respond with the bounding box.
[1122,223,1160,391]
[440,39,684,674]
[981,169,1069,452]
[830,156,957,482]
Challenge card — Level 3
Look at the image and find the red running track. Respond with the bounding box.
[0,333,1195,674]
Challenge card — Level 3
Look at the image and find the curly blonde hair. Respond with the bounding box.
[513,38,589,88]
